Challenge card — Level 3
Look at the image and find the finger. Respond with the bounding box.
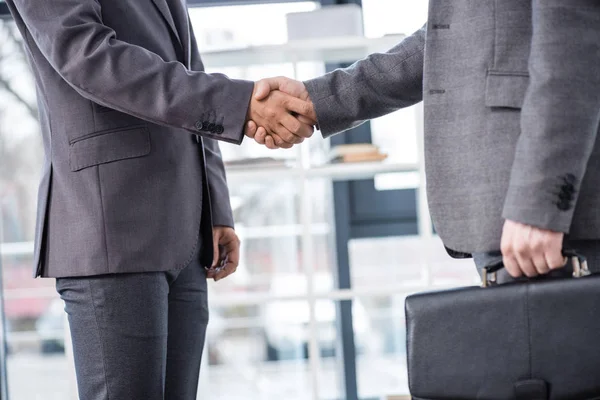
[544,236,566,270]
[221,235,240,267]
[513,247,538,278]
[546,250,567,270]
[295,123,314,140]
[245,120,258,139]
[214,262,237,281]
[270,133,294,149]
[212,231,221,268]
[501,238,520,277]
[532,254,551,275]
[206,268,217,279]
[278,114,311,141]
[254,80,272,101]
[265,135,279,150]
[271,121,303,144]
[255,128,267,145]
[214,247,240,282]
[297,114,317,126]
[528,237,550,275]
[284,96,317,121]
[256,126,268,140]
[254,77,285,100]
[502,254,523,278]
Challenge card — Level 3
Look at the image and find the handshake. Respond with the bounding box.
[245,77,317,149]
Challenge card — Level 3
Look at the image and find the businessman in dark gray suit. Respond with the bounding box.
[248,0,600,281]
[4,0,314,399]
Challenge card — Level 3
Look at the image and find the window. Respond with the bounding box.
[0,18,71,399]
[0,2,480,400]
[191,3,345,400]
[361,0,429,192]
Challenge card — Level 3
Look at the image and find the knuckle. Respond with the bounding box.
[291,121,301,134]
[514,243,528,256]
[523,270,535,278]
[535,263,549,274]
[530,240,543,253]
[540,235,555,246]
[281,132,293,142]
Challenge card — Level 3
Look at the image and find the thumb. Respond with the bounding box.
[245,120,258,139]
[254,77,283,100]
[212,230,221,268]
[297,114,317,126]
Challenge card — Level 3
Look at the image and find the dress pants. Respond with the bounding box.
[473,239,600,283]
[56,256,209,400]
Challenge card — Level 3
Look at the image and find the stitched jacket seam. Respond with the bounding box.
[488,70,529,77]
[69,125,147,145]
[23,28,53,277]
[97,167,110,273]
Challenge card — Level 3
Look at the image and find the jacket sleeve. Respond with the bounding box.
[189,19,235,228]
[6,0,253,144]
[502,0,600,232]
[303,24,426,137]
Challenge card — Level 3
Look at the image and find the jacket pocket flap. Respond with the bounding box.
[69,126,151,172]
[485,71,529,109]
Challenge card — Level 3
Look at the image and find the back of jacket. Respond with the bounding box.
[5,0,254,277]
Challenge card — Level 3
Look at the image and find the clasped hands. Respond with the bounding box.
[245,77,317,149]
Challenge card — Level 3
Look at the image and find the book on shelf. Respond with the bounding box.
[329,143,388,163]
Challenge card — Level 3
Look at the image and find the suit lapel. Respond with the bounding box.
[150,0,183,49]
[173,0,191,68]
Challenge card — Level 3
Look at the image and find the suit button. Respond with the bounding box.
[555,173,577,211]
[215,125,224,134]
[194,120,205,131]
[207,123,216,133]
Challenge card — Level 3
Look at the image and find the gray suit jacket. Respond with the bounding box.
[5,0,254,277]
[305,0,600,256]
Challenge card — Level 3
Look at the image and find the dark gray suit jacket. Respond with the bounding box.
[5,0,254,277]
[305,0,600,256]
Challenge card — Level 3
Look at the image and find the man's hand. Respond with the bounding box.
[500,220,566,278]
[206,226,240,282]
[245,77,317,149]
[246,79,315,149]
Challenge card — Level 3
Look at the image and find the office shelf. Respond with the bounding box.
[225,160,418,183]
[201,34,405,68]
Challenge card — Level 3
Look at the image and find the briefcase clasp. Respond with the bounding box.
[571,256,591,278]
[482,269,497,288]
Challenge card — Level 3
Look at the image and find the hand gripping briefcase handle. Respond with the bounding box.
[481,250,590,287]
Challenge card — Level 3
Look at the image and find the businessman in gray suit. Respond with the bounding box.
[247,0,600,280]
[5,0,314,399]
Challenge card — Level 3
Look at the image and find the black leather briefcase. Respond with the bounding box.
[405,252,600,400]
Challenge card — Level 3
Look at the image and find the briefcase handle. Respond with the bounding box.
[482,250,589,287]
